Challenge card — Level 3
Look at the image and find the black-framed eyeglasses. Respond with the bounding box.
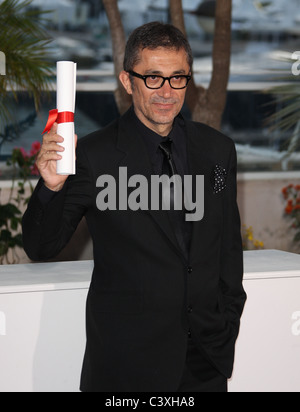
[128,70,191,90]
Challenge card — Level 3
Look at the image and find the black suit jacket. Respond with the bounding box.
[22,108,246,392]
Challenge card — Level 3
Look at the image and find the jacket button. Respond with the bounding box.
[187,266,193,274]
[188,306,193,314]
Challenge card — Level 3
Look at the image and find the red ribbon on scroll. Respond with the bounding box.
[42,109,74,135]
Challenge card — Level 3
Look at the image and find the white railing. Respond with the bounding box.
[0,250,300,392]
[4,68,295,93]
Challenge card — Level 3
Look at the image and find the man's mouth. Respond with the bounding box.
[152,100,177,111]
[154,103,174,110]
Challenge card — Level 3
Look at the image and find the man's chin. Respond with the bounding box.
[151,110,178,126]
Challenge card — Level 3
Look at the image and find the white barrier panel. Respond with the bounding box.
[0,261,92,393]
[0,251,299,392]
[229,250,300,392]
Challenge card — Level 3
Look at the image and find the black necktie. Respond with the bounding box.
[159,139,178,211]
[159,139,178,177]
[159,138,190,260]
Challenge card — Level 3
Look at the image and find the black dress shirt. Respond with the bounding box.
[131,107,192,260]
[131,107,190,179]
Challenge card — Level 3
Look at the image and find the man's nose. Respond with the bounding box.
[158,80,173,97]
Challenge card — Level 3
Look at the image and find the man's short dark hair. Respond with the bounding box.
[123,22,194,72]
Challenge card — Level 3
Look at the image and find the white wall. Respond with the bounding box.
[1,251,300,392]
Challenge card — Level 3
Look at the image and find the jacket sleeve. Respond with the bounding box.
[22,143,93,261]
[220,142,247,336]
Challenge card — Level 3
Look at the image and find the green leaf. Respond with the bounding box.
[0,203,22,219]
[0,242,9,257]
[0,0,53,127]
[10,216,20,231]
[0,229,12,242]
[13,233,23,248]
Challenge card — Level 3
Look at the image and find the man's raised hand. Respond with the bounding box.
[36,123,77,192]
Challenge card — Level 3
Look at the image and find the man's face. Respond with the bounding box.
[120,47,190,136]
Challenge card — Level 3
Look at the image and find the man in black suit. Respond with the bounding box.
[22,22,246,392]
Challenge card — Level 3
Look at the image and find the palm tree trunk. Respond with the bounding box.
[102,0,132,114]
[170,0,232,130]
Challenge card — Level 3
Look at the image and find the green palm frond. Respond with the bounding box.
[266,62,300,132]
[264,54,300,160]
[0,0,53,128]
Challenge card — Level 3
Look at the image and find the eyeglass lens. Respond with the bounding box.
[146,76,189,89]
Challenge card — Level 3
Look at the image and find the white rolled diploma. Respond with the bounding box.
[56,61,77,175]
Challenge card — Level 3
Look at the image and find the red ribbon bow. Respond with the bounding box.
[42,109,74,135]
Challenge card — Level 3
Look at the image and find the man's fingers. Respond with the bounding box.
[37,138,64,165]
[39,124,76,164]
[42,142,65,153]
[43,124,64,144]
[38,151,63,164]
[42,134,64,145]
[49,122,58,135]
[44,152,63,161]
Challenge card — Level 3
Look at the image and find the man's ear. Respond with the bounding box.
[119,71,133,95]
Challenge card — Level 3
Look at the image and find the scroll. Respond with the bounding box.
[42,61,77,175]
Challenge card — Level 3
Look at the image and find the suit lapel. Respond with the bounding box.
[186,121,215,262]
[116,109,185,260]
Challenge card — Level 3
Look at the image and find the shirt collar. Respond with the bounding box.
[130,106,186,154]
